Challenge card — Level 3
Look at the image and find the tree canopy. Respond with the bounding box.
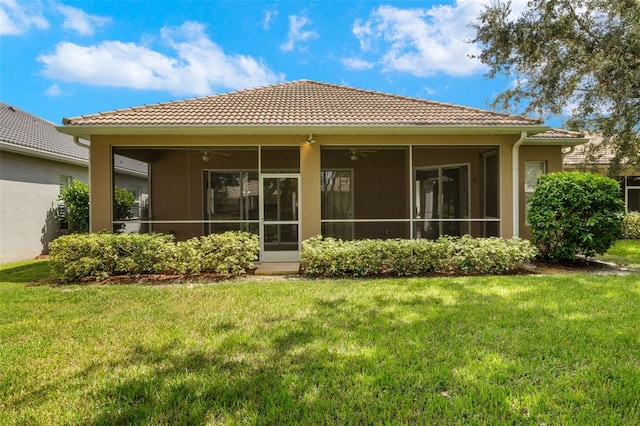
[472,0,640,174]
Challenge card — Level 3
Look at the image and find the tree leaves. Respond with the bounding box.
[471,0,640,173]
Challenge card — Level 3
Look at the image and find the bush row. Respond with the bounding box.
[49,231,259,282]
[300,235,538,277]
[622,212,640,239]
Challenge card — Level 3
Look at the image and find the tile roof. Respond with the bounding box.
[62,80,545,127]
[0,103,147,174]
[528,128,585,139]
[564,135,615,165]
[1,102,88,162]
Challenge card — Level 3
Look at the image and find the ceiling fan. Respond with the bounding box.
[191,150,231,161]
[346,149,377,161]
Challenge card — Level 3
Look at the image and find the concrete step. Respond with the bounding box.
[254,262,300,275]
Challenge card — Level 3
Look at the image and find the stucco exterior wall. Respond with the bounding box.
[88,133,558,241]
[519,145,564,239]
[0,150,149,264]
[0,151,87,263]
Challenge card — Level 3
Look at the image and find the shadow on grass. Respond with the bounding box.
[39,278,640,424]
[0,260,51,283]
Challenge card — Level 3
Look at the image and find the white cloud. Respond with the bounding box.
[45,83,63,96]
[351,1,531,77]
[57,4,110,36]
[262,8,277,30]
[0,0,48,35]
[280,14,317,52]
[341,57,374,71]
[37,21,284,95]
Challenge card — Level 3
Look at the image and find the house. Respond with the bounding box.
[0,103,149,263]
[56,80,585,262]
[563,136,640,213]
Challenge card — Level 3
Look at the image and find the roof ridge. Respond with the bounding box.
[296,80,542,124]
[61,79,550,128]
[1,102,61,127]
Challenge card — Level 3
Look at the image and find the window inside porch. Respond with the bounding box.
[320,146,501,241]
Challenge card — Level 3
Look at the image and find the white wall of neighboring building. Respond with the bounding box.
[0,151,149,264]
[0,151,87,263]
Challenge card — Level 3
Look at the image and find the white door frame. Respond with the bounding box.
[259,173,301,262]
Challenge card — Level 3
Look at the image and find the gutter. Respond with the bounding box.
[56,124,552,138]
[73,136,90,149]
[0,141,87,167]
[512,132,527,238]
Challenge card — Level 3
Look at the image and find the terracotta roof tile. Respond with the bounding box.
[528,128,585,139]
[62,80,544,127]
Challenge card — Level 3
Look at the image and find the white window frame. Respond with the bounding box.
[524,161,547,222]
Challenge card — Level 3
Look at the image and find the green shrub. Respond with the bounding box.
[49,233,118,280]
[300,235,537,277]
[59,181,136,233]
[440,235,539,274]
[113,187,136,232]
[527,172,625,261]
[381,239,450,276]
[622,212,640,239]
[49,231,258,282]
[59,180,90,232]
[198,231,259,274]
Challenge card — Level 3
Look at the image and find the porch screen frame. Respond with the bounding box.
[413,162,472,238]
[320,168,355,240]
[202,169,260,235]
[482,150,500,237]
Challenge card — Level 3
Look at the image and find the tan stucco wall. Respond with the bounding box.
[88,133,555,240]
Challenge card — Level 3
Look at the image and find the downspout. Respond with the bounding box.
[73,136,90,149]
[512,131,527,238]
[561,145,576,168]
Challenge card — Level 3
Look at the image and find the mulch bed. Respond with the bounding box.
[34,259,637,286]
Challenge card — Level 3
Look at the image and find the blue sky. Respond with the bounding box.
[1,0,559,126]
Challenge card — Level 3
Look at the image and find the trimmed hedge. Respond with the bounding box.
[49,231,259,282]
[527,172,624,260]
[622,212,640,239]
[300,235,538,277]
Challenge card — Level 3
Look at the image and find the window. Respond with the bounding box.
[203,170,259,234]
[625,176,640,213]
[128,185,141,218]
[321,170,353,240]
[414,165,470,238]
[524,161,546,217]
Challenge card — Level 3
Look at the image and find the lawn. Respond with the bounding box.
[597,239,640,267]
[1,260,639,425]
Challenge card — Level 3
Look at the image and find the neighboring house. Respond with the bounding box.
[563,136,640,213]
[56,80,585,262]
[0,103,149,263]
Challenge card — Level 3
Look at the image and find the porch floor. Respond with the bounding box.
[254,262,301,276]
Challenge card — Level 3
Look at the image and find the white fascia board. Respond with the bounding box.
[0,141,88,166]
[56,124,552,138]
[523,137,589,146]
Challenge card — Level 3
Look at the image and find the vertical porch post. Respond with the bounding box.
[89,140,113,232]
[300,141,321,240]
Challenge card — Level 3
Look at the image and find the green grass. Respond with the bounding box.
[598,239,640,267]
[1,260,640,425]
